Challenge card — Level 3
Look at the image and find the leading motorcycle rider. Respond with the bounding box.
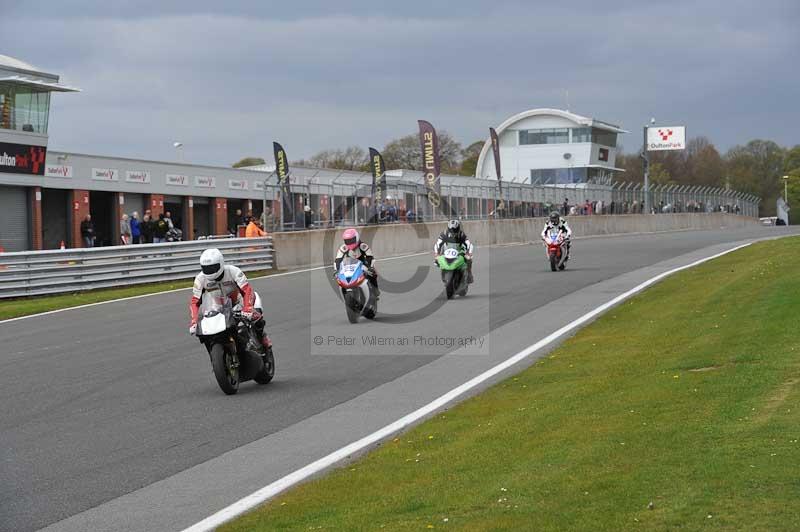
[334,228,380,299]
[434,219,474,283]
[541,211,572,260]
[188,248,272,351]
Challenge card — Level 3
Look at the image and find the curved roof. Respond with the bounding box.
[475,108,627,179]
[0,54,40,72]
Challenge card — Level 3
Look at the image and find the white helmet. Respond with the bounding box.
[200,248,225,279]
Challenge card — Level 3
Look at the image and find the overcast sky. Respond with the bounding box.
[2,0,798,166]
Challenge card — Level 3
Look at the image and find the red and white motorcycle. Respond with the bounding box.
[543,228,569,271]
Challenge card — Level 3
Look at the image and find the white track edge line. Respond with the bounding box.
[180,241,752,532]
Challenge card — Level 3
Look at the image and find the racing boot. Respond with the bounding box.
[466,259,474,284]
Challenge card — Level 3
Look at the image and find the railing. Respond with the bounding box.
[254,179,761,231]
[0,237,274,299]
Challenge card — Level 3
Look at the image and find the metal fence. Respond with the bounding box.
[0,237,273,299]
[256,178,761,231]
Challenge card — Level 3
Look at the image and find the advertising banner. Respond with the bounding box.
[166,174,189,186]
[369,147,385,221]
[92,168,119,181]
[417,120,441,209]
[489,127,502,196]
[194,175,216,188]
[0,141,47,175]
[45,165,73,178]
[273,141,295,223]
[125,170,151,184]
[228,179,249,190]
[646,126,686,151]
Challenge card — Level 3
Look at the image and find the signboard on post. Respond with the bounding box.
[646,126,686,151]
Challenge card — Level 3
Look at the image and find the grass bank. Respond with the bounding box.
[222,237,800,531]
[0,269,277,320]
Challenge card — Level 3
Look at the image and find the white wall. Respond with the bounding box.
[477,113,620,181]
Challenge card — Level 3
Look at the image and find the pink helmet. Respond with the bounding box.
[342,228,360,250]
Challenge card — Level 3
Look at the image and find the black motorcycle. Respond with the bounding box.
[196,293,275,395]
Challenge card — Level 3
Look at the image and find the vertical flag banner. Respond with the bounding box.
[369,147,385,223]
[273,142,295,224]
[417,120,441,210]
[489,127,502,196]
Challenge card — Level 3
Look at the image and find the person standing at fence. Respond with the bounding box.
[153,213,169,243]
[130,211,141,244]
[303,205,314,229]
[245,216,267,237]
[120,214,132,245]
[80,214,95,248]
[140,213,154,243]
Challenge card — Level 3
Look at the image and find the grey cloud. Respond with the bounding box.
[1,1,798,165]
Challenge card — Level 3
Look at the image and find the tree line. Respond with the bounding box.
[618,138,800,216]
[233,135,800,217]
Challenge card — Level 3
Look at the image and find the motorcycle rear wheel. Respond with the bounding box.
[210,343,239,395]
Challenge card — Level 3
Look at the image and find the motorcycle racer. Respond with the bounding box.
[334,228,380,299]
[434,219,474,283]
[541,211,572,260]
[188,248,272,351]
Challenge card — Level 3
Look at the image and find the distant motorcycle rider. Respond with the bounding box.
[334,228,380,299]
[434,219,474,283]
[541,211,572,260]
[188,248,272,352]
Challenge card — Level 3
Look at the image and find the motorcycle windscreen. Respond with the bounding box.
[338,257,362,281]
[198,292,231,335]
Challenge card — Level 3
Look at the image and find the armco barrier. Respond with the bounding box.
[271,214,760,270]
[0,237,273,299]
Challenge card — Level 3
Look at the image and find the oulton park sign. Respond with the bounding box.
[646,126,686,151]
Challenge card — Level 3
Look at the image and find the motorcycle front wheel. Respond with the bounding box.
[210,343,239,395]
[550,253,558,272]
[254,346,275,384]
[443,271,456,299]
[344,291,361,323]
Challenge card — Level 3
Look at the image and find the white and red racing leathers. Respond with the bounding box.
[188,265,255,326]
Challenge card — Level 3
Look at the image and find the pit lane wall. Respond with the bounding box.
[272,214,759,270]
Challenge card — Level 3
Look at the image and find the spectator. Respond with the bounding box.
[245,216,267,237]
[153,213,169,243]
[80,214,95,248]
[165,211,174,230]
[130,211,141,244]
[406,208,416,223]
[388,202,397,222]
[140,213,154,243]
[120,213,132,245]
[563,198,569,216]
[303,205,314,229]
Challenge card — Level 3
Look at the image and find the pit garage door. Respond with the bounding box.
[0,185,29,251]
[123,193,144,219]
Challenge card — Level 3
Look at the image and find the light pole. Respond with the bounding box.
[641,118,655,214]
[173,142,184,163]
[783,175,789,203]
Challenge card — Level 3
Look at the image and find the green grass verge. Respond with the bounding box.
[0,269,278,320]
[222,237,800,532]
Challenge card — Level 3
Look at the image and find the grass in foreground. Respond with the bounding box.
[0,269,277,320]
[222,237,800,531]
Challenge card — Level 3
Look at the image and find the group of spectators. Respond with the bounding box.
[79,210,178,248]
[231,208,269,237]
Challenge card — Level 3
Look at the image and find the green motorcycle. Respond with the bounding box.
[436,243,469,299]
